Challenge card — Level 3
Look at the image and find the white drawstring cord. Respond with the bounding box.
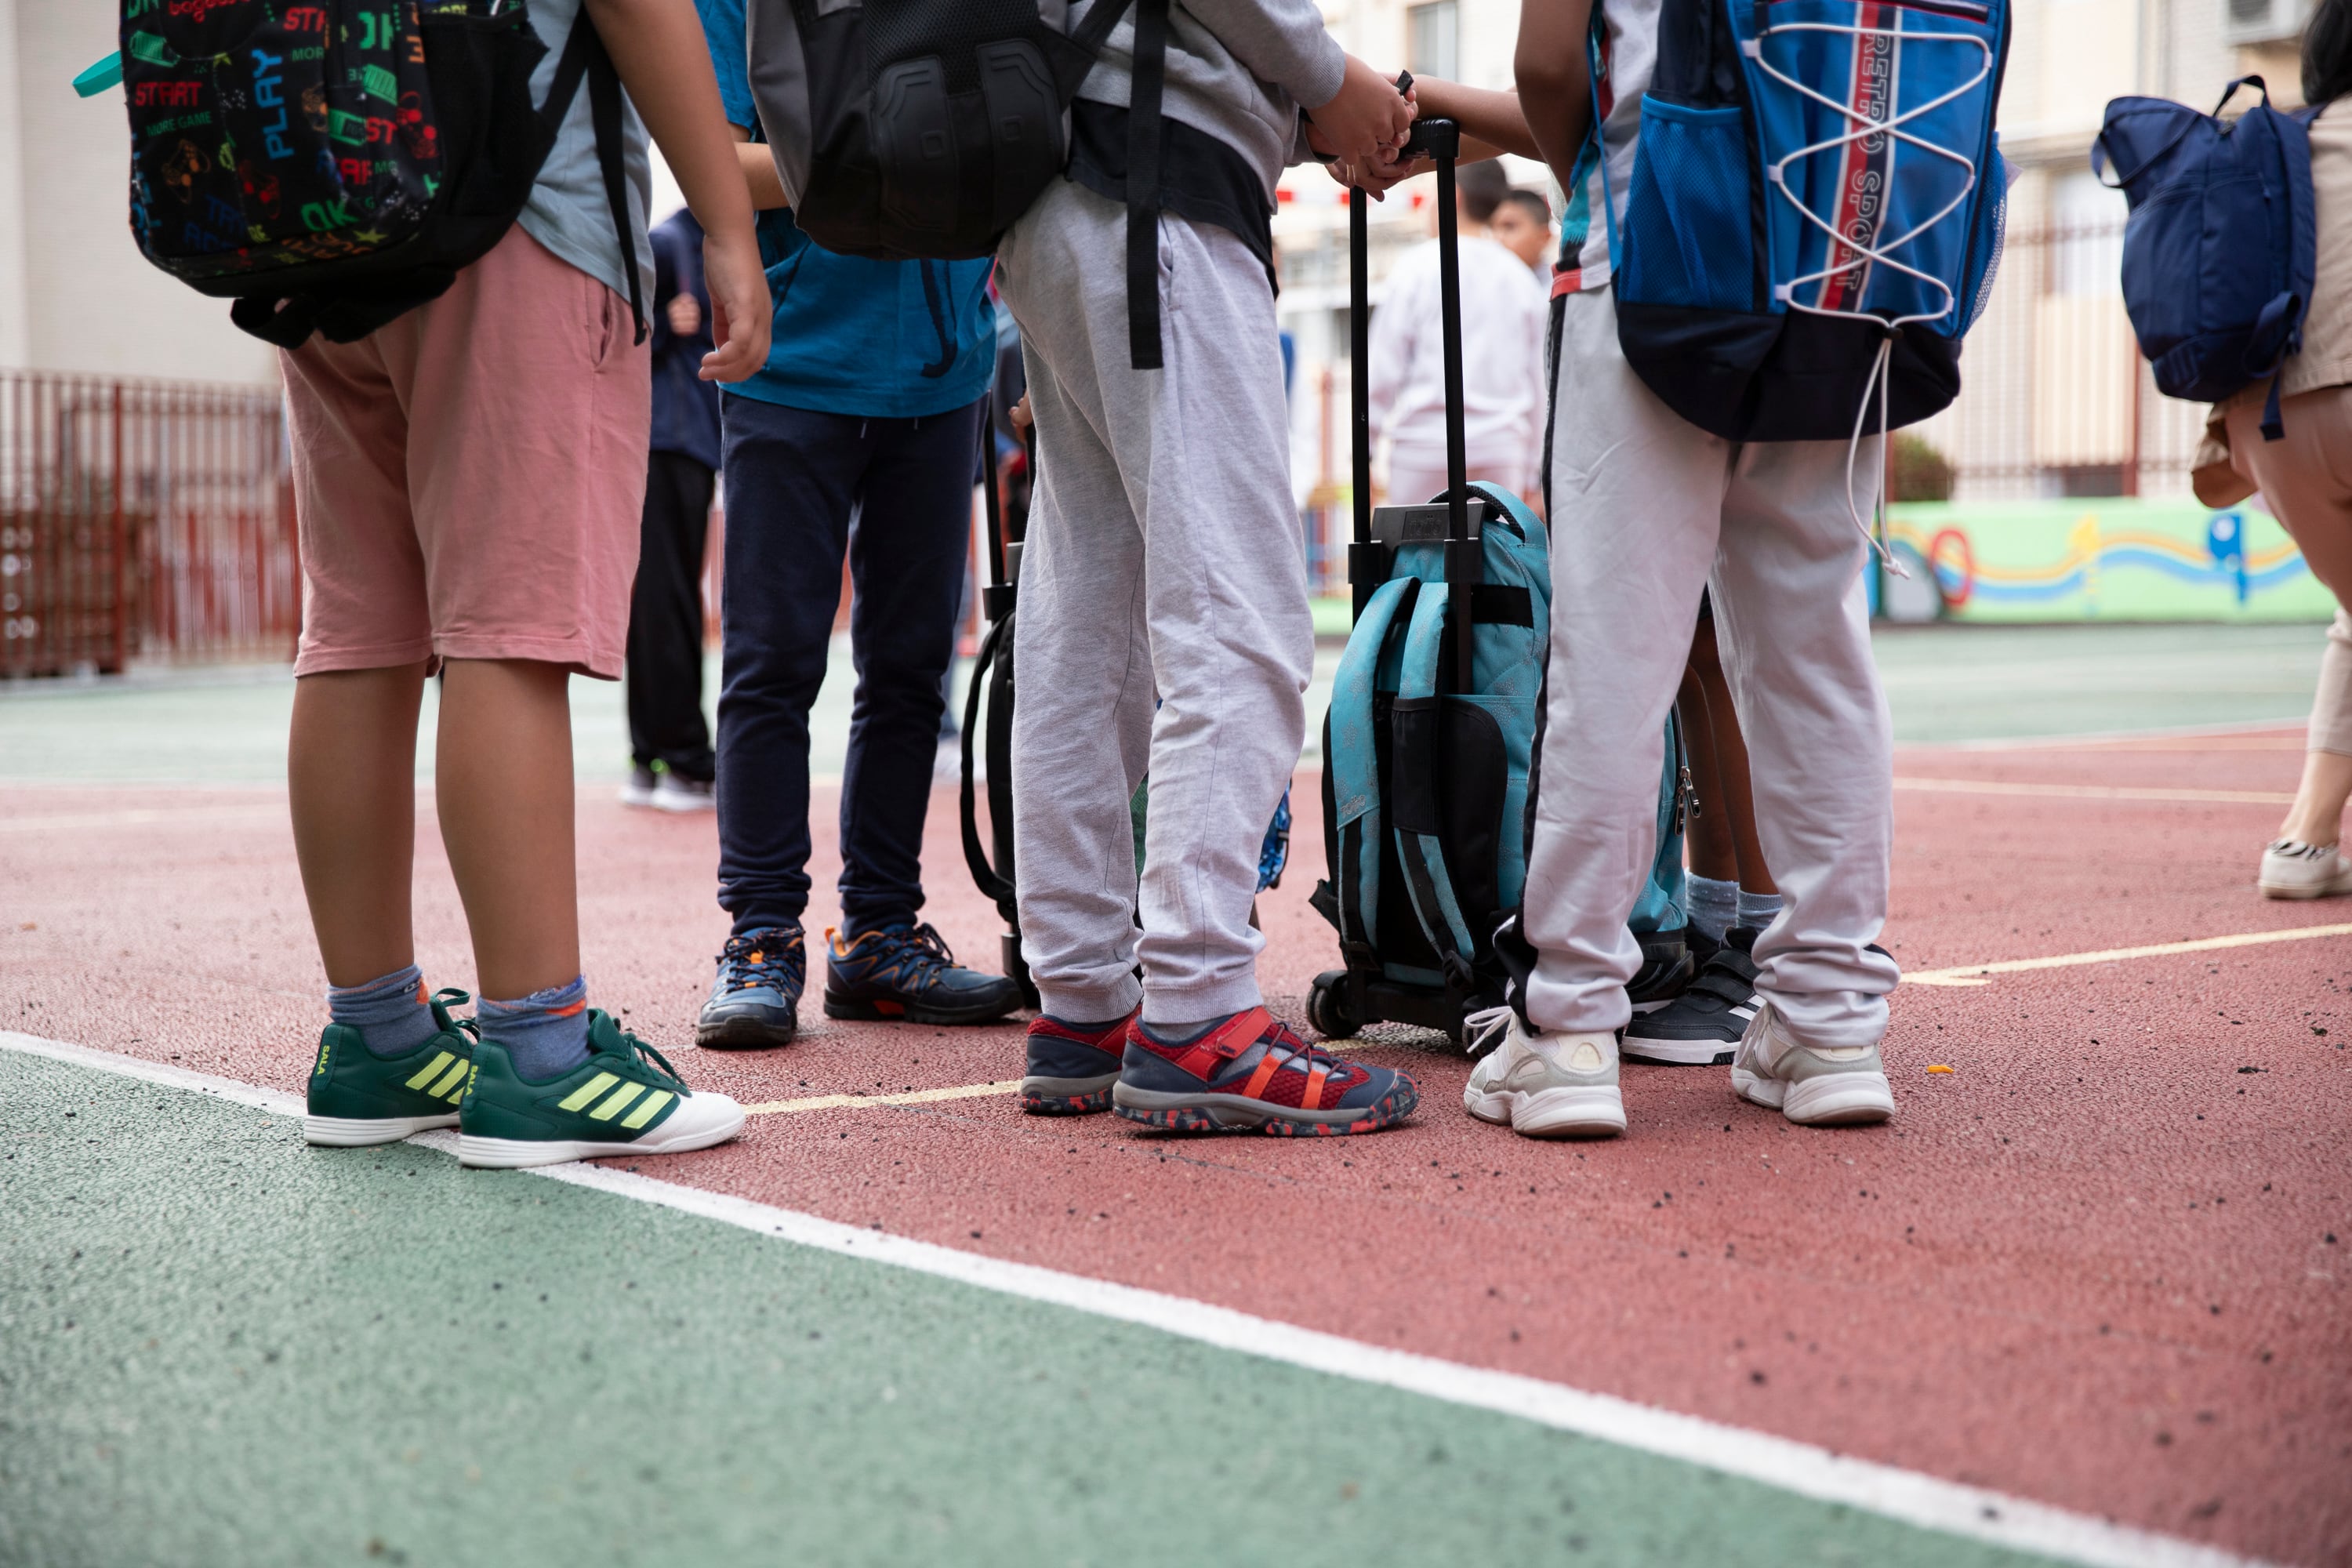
[1841,335,1907,578]
[1748,12,1994,581]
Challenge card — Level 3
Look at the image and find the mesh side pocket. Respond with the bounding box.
[1619,96,1755,312]
[1962,149,2009,332]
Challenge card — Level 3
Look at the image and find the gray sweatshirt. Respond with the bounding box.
[1061,0,1347,204]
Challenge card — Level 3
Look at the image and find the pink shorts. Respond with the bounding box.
[283,227,652,680]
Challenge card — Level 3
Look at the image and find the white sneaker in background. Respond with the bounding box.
[1730,1000,1895,1127]
[1461,1006,1627,1139]
[2258,839,2352,899]
[618,764,658,808]
[652,772,717,813]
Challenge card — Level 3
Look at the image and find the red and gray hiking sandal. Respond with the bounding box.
[1019,1011,1137,1115]
[1112,1007,1418,1137]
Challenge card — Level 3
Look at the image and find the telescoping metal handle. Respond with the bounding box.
[1397,115,1479,693]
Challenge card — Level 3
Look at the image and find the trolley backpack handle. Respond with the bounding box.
[1345,114,1481,693]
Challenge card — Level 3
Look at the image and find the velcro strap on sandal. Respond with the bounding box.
[1197,1006,1272,1059]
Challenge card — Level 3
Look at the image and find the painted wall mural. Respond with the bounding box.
[1875,499,2332,622]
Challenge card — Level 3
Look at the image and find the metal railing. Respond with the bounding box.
[1,371,296,677]
[1907,221,2208,500]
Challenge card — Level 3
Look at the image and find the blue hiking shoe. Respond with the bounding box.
[1019,1010,1137,1115]
[697,927,804,1050]
[821,922,1024,1025]
[1112,1006,1419,1137]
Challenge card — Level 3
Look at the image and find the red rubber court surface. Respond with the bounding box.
[5,723,2349,1565]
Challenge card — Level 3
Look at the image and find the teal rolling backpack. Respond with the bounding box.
[1306,118,1690,1045]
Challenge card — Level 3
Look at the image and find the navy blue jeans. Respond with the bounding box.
[715,395,981,938]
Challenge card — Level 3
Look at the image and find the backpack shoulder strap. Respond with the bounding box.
[1124,0,1170,370]
[544,12,647,345]
[1327,576,1417,960]
[1069,0,1138,60]
[1390,583,1478,977]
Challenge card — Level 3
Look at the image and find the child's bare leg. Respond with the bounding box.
[289,663,428,987]
[434,659,581,1001]
[1679,663,1737,884]
[1690,613,1777,898]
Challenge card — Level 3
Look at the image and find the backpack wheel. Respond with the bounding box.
[1306,972,1360,1040]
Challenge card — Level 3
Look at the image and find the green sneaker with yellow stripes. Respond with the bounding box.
[456,1009,746,1170]
[303,987,476,1147]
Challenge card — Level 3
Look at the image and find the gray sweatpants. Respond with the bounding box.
[995,180,1312,1025]
[1518,285,1900,1049]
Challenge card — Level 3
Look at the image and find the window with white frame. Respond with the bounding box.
[1408,1,1459,82]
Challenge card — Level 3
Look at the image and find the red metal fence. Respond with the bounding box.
[2,372,296,677]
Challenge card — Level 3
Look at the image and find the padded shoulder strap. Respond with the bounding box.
[1390,584,1477,971]
[1327,576,1417,956]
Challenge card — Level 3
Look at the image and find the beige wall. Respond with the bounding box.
[4,0,277,384]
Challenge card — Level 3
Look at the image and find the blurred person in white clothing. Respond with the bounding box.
[1367,158,1548,506]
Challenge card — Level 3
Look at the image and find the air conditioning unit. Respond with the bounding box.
[2223,0,2311,45]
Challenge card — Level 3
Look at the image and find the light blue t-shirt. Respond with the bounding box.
[517,0,656,310]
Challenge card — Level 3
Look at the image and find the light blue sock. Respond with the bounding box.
[477,975,593,1083]
[327,964,441,1061]
[1736,887,1784,933]
[1686,874,1737,943]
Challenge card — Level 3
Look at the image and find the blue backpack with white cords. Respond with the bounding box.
[1306,119,1689,1046]
[2093,80,2321,441]
[1606,0,2013,444]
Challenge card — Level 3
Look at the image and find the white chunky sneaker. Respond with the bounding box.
[1730,1000,1895,1127]
[2258,839,2352,899]
[1461,1007,1626,1139]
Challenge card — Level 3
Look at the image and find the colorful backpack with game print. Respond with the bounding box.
[118,0,640,347]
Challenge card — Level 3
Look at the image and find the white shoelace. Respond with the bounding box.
[1462,1004,1517,1058]
[1748,13,1995,579]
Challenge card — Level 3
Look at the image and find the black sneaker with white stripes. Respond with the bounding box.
[1621,927,1760,1065]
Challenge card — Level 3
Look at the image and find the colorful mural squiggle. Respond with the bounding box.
[1880,500,2330,622]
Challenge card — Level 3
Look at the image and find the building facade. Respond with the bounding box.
[1282,0,2327,510]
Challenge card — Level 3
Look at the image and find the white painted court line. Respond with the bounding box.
[1904,922,2352,987]
[742,1080,1021,1116]
[1,1032,307,1114]
[0,1030,2268,1568]
[1893,777,2293,806]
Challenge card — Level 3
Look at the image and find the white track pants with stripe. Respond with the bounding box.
[1515,283,1901,1049]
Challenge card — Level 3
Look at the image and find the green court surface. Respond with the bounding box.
[0,1051,2052,1568]
[0,622,2330,787]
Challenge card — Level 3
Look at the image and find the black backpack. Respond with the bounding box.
[745,0,1177,365]
[119,0,642,348]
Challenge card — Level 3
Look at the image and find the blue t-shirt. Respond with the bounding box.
[694,0,996,419]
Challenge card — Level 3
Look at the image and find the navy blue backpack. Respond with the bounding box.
[2093,79,2321,440]
[1307,119,1689,1046]
[1608,0,2013,443]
